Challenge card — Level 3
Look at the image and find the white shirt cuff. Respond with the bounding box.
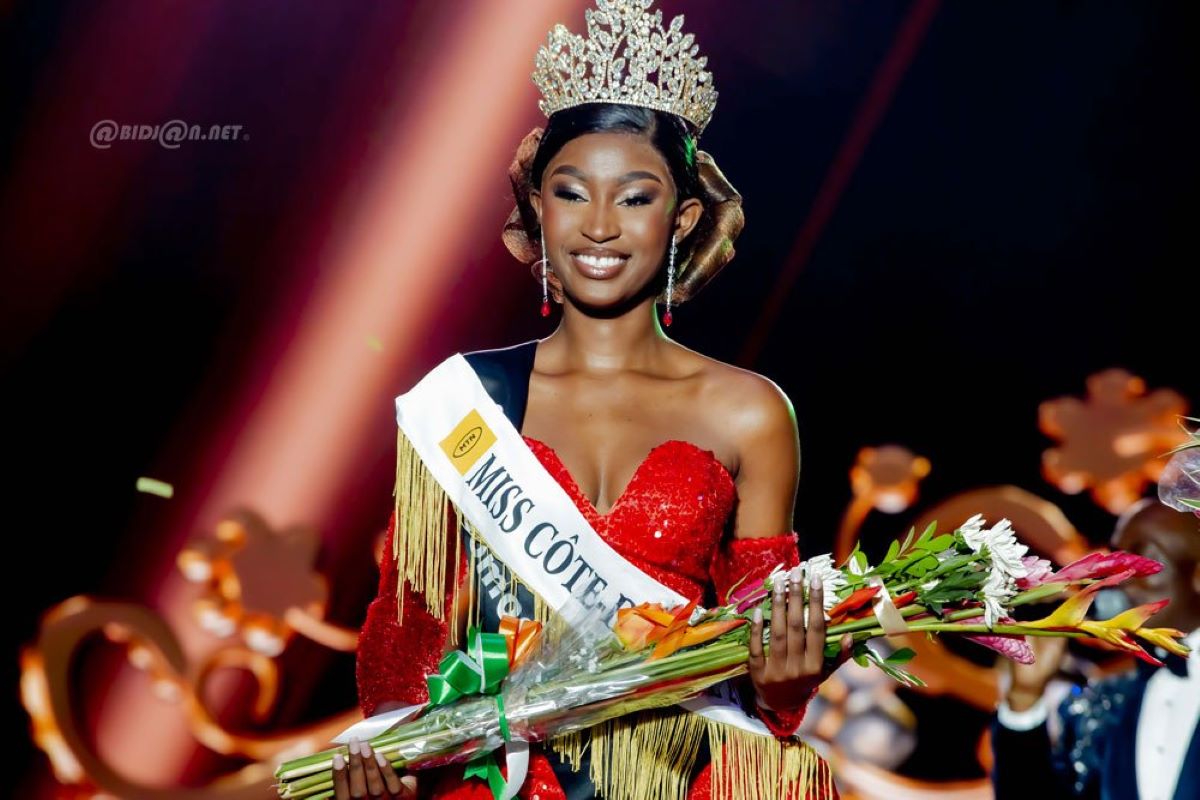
[997,697,1049,731]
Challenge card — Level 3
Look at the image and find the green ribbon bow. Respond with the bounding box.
[425,627,513,799]
[425,626,510,705]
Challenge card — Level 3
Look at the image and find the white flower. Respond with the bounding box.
[800,553,849,611]
[979,519,1030,579]
[958,513,987,544]
[765,564,790,591]
[960,516,1030,627]
[980,568,1014,628]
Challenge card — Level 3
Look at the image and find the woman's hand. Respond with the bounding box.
[332,737,417,799]
[748,566,852,712]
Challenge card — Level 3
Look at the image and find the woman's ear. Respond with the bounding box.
[675,196,704,242]
[530,189,542,228]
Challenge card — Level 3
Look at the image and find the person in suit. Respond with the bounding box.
[990,498,1200,800]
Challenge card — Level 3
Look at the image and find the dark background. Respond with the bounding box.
[3,1,1196,794]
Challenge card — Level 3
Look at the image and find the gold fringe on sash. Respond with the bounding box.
[552,707,707,800]
[706,720,827,800]
[393,428,463,645]
[549,708,825,800]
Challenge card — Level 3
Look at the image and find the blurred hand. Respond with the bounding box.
[332,737,417,799]
[1006,635,1068,711]
[749,567,853,712]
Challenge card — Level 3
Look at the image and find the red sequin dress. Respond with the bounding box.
[356,436,836,799]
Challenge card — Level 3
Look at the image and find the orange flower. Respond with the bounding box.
[614,602,745,660]
[827,586,881,625]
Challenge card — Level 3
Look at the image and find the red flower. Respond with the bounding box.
[1051,551,1162,583]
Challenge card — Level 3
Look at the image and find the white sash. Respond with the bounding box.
[397,352,687,622]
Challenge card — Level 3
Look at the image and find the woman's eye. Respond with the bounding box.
[621,194,652,207]
[554,189,585,202]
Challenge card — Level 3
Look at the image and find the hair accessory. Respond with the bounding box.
[532,0,718,136]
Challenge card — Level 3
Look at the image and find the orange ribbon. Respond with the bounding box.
[497,615,544,668]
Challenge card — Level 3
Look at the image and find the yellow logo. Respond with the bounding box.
[439,409,496,474]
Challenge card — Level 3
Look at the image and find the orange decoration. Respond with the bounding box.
[497,615,544,668]
[1040,369,1188,513]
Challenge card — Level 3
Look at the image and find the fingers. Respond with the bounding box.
[786,566,806,663]
[336,738,411,799]
[370,746,407,797]
[332,752,349,800]
[748,607,765,671]
[359,741,388,798]
[769,578,788,661]
[805,573,824,666]
[348,739,368,798]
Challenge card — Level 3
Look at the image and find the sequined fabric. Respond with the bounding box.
[356,511,453,718]
[1053,671,1142,796]
[355,437,829,798]
[521,436,735,603]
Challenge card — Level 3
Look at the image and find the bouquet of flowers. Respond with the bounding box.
[1159,416,1200,516]
[273,515,1191,799]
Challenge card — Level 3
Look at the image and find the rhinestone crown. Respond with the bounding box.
[532,0,718,136]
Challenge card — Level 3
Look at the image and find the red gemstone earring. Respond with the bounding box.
[539,227,551,317]
[662,234,677,327]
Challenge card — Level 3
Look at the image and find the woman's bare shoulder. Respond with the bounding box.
[675,346,797,446]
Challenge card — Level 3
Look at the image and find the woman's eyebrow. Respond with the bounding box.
[549,165,663,185]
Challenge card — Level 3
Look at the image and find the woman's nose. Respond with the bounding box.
[583,200,620,242]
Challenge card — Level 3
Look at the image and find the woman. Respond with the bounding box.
[336,2,849,798]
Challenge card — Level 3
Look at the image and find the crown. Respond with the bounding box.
[532,0,718,136]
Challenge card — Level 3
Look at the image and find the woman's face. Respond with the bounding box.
[530,131,702,313]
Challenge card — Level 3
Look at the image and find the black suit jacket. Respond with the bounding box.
[991,663,1199,800]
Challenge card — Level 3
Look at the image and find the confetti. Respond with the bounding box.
[136,477,174,498]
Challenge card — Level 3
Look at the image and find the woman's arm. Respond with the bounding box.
[355,510,461,718]
[725,372,800,544]
[709,373,849,735]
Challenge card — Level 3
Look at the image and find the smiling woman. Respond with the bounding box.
[346,2,846,799]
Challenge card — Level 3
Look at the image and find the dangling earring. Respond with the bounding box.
[539,227,550,317]
[662,234,677,327]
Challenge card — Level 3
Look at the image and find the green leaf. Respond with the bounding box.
[900,526,916,554]
[1181,498,1200,510]
[917,534,954,551]
[917,521,937,544]
[884,538,900,564]
[874,561,900,577]
[853,550,869,573]
[885,647,916,665]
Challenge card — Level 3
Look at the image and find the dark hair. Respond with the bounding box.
[530,102,701,213]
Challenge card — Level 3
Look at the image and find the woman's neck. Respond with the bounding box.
[541,299,672,375]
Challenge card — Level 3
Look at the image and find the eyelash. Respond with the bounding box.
[554,189,653,206]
